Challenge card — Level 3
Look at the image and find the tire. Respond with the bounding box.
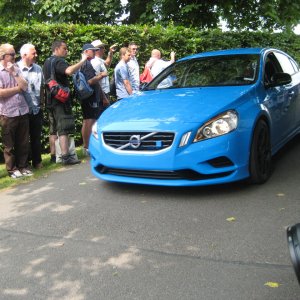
[249,119,272,184]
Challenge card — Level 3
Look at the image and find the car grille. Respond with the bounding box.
[96,165,233,180]
[103,131,175,151]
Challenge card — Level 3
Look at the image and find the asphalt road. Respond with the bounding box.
[0,137,300,300]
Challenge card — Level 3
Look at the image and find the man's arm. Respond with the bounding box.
[65,53,88,76]
[0,85,23,98]
[0,63,28,98]
[88,72,108,86]
[104,44,117,67]
[123,79,133,95]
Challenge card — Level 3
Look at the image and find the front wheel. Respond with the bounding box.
[249,120,272,184]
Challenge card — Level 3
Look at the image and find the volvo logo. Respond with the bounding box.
[117,132,158,151]
[129,135,141,149]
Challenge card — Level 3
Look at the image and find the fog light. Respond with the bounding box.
[179,131,191,147]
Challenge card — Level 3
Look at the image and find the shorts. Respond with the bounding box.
[81,100,102,120]
[48,102,75,136]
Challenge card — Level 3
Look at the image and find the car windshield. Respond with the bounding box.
[145,54,260,90]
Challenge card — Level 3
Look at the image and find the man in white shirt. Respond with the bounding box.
[148,49,176,78]
[91,39,117,99]
[127,42,140,92]
[18,43,44,169]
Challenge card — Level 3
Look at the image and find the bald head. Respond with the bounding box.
[151,49,161,59]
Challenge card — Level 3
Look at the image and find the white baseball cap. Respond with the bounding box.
[91,40,106,48]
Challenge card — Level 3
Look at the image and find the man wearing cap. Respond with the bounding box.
[80,43,110,155]
[90,40,117,100]
[43,40,87,165]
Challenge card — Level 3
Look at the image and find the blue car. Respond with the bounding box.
[89,48,300,186]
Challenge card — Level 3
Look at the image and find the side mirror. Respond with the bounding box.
[287,223,300,284]
[266,72,292,88]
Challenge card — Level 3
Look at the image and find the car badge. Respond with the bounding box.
[129,135,141,149]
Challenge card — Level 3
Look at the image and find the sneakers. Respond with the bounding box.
[20,168,34,177]
[9,170,23,179]
[9,169,33,178]
[61,154,81,165]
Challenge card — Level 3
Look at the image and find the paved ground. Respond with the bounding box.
[0,137,300,299]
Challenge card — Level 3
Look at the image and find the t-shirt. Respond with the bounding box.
[91,57,110,94]
[151,59,172,78]
[43,56,69,87]
[114,60,131,100]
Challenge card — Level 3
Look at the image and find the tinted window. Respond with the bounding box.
[145,54,260,90]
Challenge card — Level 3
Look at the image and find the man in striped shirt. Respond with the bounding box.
[0,43,32,178]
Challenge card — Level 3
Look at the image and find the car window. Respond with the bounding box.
[264,52,283,84]
[146,54,260,90]
[289,58,299,73]
[274,52,297,75]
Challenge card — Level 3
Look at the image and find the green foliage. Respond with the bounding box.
[0,23,299,157]
[0,0,124,25]
[1,0,299,32]
[125,0,300,32]
[37,0,123,24]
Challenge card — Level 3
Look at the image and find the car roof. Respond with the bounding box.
[179,47,268,62]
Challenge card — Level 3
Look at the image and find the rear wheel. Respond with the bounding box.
[249,120,272,184]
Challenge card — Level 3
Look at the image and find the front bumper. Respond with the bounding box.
[89,127,251,186]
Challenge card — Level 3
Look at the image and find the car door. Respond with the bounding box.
[263,51,296,147]
[274,51,300,129]
[289,59,300,128]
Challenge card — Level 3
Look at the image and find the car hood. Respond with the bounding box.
[101,86,256,125]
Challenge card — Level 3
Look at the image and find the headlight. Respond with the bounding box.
[91,122,98,139]
[194,110,238,142]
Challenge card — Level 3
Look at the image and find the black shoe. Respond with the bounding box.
[50,155,56,163]
[62,154,81,165]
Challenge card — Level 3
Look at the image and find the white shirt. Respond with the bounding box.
[91,56,110,94]
[151,59,172,78]
[127,56,140,91]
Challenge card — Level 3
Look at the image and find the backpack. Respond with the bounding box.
[72,71,94,101]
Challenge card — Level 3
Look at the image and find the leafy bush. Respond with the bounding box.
[0,23,299,160]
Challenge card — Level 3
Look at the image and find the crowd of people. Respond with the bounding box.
[0,39,176,179]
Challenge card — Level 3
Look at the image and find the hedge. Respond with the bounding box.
[0,23,299,160]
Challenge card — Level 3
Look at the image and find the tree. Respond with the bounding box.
[37,0,124,24]
[125,0,300,32]
[0,0,124,24]
[0,0,299,32]
[0,0,34,23]
[220,0,300,32]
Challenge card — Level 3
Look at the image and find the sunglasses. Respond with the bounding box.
[6,53,16,57]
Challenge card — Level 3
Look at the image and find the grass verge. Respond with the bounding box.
[0,149,87,191]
